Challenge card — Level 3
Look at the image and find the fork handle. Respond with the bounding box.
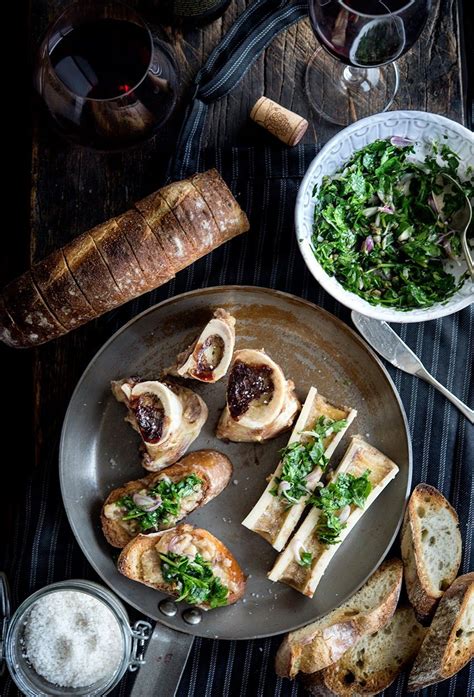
[416,367,474,424]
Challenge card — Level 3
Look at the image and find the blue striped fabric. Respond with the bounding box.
[2,145,472,697]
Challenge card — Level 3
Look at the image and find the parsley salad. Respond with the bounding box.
[311,138,474,310]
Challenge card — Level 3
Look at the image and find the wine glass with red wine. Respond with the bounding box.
[306,0,431,125]
[35,1,179,150]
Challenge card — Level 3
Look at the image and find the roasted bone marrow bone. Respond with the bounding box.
[242,387,357,551]
[172,309,236,383]
[101,450,233,548]
[216,349,300,442]
[112,378,208,471]
[117,523,246,609]
[268,435,399,597]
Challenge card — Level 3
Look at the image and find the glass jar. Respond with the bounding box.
[2,577,151,697]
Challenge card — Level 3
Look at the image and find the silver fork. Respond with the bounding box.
[437,173,474,279]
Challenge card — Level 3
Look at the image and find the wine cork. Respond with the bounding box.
[250,97,308,147]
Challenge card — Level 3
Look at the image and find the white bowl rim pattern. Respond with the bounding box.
[295,110,474,323]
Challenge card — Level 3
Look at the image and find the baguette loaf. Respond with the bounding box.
[301,606,426,696]
[401,483,462,623]
[1,170,249,348]
[407,572,474,691]
[275,558,403,679]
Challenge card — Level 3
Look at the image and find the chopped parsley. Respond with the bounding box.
[298,551,313,568]
[311,470,372,545]
[270,416,347,505]
[159,552,229,608]
[117,474,202,532]
[311,138,474,309]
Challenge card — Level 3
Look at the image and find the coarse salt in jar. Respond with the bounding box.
[2,577,151,696]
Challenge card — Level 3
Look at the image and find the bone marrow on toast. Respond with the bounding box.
[172,309,235,383]
[216,349,300,442]
[118,523,246,609]
[112,378,208,471]
[242,387,357,551]
[101,450,233,548]
[269,435,399,597]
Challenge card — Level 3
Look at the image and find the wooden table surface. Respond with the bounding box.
[1,0,469,690]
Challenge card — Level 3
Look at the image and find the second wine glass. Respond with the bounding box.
[306,0,432,126]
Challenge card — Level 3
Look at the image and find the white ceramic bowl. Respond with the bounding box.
[296,110,474,322]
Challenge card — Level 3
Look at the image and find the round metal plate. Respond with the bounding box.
[60,286,411,640]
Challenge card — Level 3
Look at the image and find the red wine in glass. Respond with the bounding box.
[36,2,179,150]
[309,0,431,68]
[305,0,431,125]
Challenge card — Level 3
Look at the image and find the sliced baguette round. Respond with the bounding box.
[117,523,246,608]
[401,483,462,623]
[407,572,474,691]
[101,450,233,548]
[301,606,426,696]
[275,558,403,679]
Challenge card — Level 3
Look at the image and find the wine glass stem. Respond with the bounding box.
[342,66,369,87]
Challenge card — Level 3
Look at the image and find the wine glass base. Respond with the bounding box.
[305,48,399,126]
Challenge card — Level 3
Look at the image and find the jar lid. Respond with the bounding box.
[0,572,12,677]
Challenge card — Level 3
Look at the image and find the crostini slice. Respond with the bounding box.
[407,572,474,691]
[242,386,357,551]
[301,605,426,696]
[118,523,246,609]
[111,377,208,471]
[268,436,399,597]
[401,483,462,623]
[275,558,403,679]
[101,450,233,548]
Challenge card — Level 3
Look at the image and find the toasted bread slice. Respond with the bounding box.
[242,387,356,551]
[101,450,233,548]
[275,558,403,679]
[269,436,399,597]
[118,523,246,609]
[301,606,426,696]
[407,573,474,691]
[401,483,462,623]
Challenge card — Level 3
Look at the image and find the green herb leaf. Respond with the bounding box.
[298,551,313,568]
[311,470,372,545]
[270,417,347,506]
[311,139,473,310]
[159,552,229,608]
[117,474,203,532]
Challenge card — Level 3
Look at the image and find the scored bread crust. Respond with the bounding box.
[135,191,199,271]
[275,558,403,679]
[407,572,474,691]
[32,249,96,329]
[63,231,125,312]
[190,169,249,242]
[301,606,426,697]
[101,450,233,548]
[115,210,175,287]
[401,483,462,623]
[2,272,66,345]
[117,523,246,608]
[159,180,220,253]
[89,218,151,297]
[0,295,31,348]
